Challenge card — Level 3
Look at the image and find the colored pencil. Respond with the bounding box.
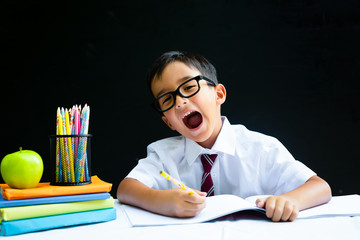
[56,108,61,182]
[57,109,67,182]
[160,171,195,194]
[55,104,90,184]
[65,109,75,182]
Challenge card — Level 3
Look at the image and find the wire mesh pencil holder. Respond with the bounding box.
[49,134,92,186]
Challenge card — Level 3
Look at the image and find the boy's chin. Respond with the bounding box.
[183,123,210,141]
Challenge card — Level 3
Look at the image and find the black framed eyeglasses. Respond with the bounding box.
[152,75,216,113]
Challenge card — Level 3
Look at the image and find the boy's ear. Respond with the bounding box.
[161,115,176,130]
[215,84,226,105]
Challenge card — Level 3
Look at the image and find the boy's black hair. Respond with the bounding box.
[146,51,218,98]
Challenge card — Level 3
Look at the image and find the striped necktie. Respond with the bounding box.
[200,154,217,197]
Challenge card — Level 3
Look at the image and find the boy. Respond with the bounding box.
[117,51,331,222]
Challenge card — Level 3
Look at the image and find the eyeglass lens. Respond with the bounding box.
[157,79,199,111]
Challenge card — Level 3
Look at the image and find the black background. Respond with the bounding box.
[1,0,359,197]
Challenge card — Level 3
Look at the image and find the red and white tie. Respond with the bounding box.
[200,154,217,197]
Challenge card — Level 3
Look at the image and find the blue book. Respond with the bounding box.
[0,192,111,208]
[0,207,116,236]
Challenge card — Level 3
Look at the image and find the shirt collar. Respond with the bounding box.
[185,116,236,166]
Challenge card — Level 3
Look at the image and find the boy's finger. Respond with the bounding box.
[185,192,206,204]
[193,189,207,196]
[280,201,293,221]
[264,197,276,219]
[255,198,266,208]
[271,198,285,222]
[182,200,206,217]
[288,206,299,222]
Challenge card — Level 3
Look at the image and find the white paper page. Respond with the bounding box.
[122,194,360,226]
[121,194,263,227]
[298,194,360,219]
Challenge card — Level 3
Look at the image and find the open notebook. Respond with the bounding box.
[121,194,360,227]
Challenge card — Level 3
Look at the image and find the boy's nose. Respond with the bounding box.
[175,95,188,109]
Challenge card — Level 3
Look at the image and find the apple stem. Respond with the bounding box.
[19,147,22,151]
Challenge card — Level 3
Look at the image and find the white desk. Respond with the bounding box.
[5,200,360,240]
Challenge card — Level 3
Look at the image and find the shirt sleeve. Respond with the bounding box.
[260,137,316,195]
[125,142,169,190]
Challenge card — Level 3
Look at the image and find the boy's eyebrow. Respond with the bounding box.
[156,75,196,98]
[177,75,194,83]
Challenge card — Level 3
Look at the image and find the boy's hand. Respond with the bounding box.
[117,178,206,218]
[256,196,299,222]
[160,188,207,218]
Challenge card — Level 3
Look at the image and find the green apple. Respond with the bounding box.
[1,147,43,189]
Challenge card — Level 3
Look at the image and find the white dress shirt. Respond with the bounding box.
[126,117,315,198]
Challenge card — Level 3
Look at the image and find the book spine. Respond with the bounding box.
[1,197,114,221]
[0,208,116,236]
[0,192,111,208]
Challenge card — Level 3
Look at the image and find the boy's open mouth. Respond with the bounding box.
[183,111,203,129]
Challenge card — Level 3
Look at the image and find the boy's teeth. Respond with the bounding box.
[183,111,192,119]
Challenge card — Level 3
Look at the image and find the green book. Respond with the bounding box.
[0,197,114,221]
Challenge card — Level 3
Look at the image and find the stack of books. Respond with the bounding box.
[0,176,116,236]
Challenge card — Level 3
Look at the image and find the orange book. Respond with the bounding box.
[0,176,112,200]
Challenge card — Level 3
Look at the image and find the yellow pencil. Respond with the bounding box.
[56,108,61,182]
[65,109,75,182]
[160,171,195,194]
[58,109,68,182]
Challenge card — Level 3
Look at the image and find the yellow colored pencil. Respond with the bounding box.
[58,110,68,182]
[56,108,61,182]
[160,171,195,194]
[65,109,75,182]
